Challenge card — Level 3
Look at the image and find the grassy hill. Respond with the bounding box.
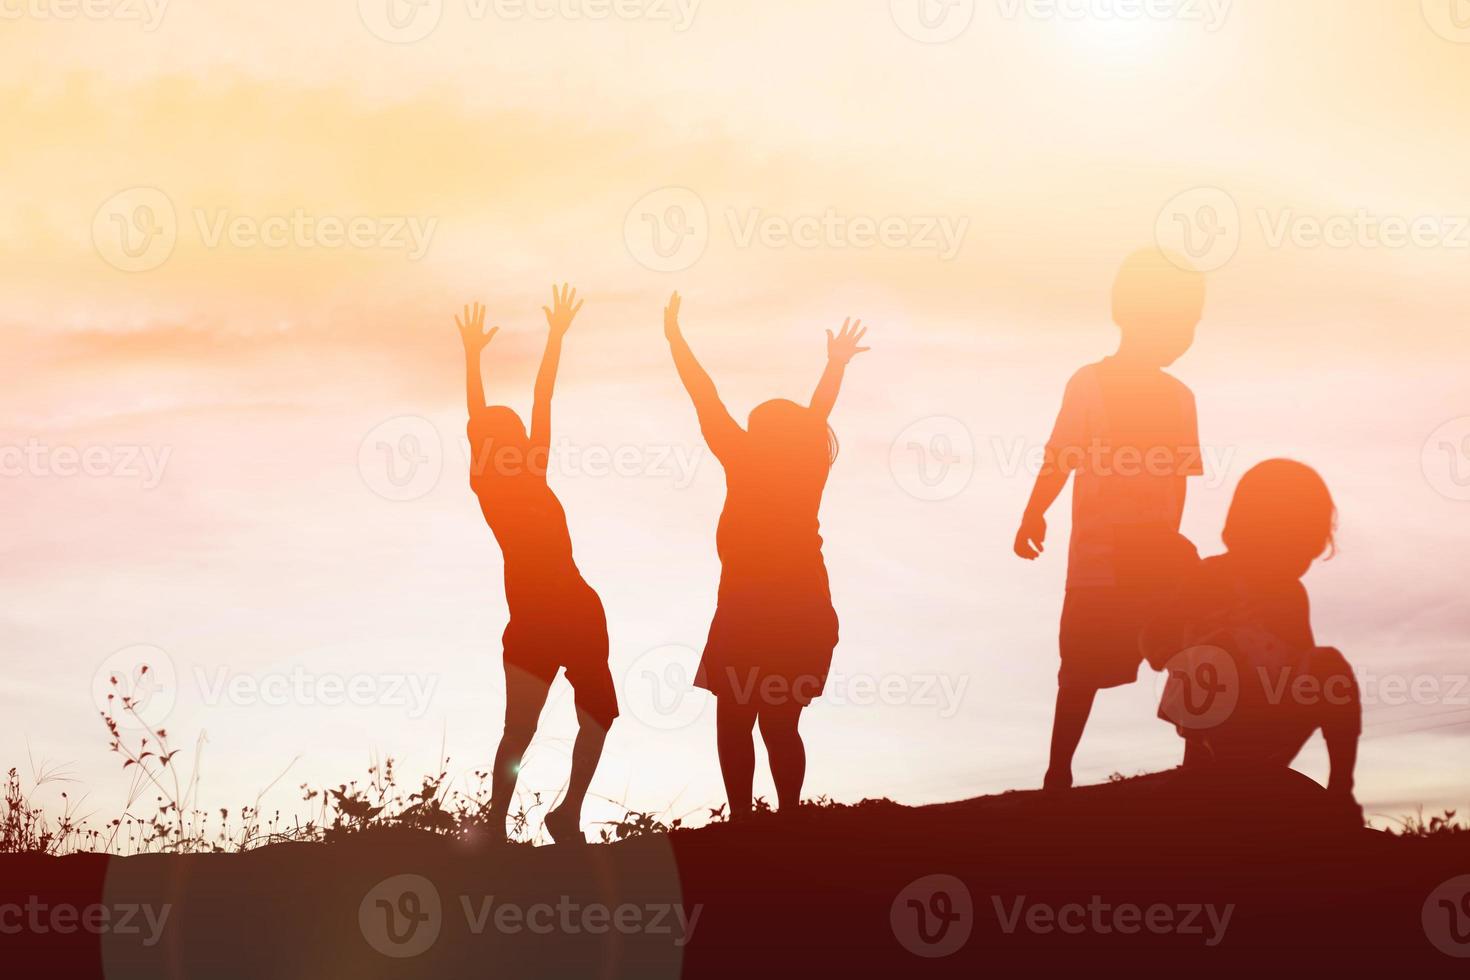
[2,769,1467,977]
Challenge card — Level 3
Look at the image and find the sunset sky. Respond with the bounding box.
[3,0,1467,834]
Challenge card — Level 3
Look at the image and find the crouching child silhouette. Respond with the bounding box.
[1144,459,1362,824]
[1015,248,1207,791]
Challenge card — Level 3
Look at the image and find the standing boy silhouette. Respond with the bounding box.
[1014,248,1206,791]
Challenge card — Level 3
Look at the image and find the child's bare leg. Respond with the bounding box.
[487,670,552,837]
[716,698,760,819]
[1045,684,1097,790]
[546,711,609,842]
[1182,736,1213,769]
[757,702,806,813]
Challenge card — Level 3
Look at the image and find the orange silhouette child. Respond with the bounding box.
[1014,248,1206,791]
[1143,460,1362,820]
[663,292,870,820]
[457,285,617,843]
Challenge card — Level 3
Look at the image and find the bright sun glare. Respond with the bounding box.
[1060,13,1176,57]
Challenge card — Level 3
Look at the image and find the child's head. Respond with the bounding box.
[468,406,536,483]
[1111,248,1206,367]
[1223,459,1337,579]
[747,398,838,472]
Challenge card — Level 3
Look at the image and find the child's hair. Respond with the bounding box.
[1223,459,1337,570]
[747,398,839,469]
[468,406,536,482]
[1111,247,1207,338]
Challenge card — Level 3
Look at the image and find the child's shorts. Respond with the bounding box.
[1058,585,1150,690]
[502,588,620,731]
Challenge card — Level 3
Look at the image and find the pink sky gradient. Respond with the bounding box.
[3,0,1467,832]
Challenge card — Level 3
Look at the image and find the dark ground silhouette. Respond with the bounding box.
[5,770,1466,978]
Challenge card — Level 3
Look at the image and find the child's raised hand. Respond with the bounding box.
[543,283,584,338]
[1014,513,1047,560]
[827,319,871,364]
[664,291,683,341]
[456,302,498,352]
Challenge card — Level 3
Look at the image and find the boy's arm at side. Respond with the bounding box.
[1014,450,1069,560]
[1016,368,1090,560]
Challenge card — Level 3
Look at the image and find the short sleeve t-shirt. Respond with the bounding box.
[1047,358,1203,589]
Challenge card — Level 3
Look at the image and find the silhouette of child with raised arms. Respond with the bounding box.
[1015,248,1206,792]
[1143,459,1362,822]
[663,292,870,820]
[457,285,617,844]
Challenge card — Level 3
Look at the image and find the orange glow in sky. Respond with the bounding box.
[3,0,1467,828]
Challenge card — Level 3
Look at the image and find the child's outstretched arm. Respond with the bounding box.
[1014,455,1069,560]
[456,302,499,418]
[530,283,584,455]
[664,292,741,455]
[810,319,871,422]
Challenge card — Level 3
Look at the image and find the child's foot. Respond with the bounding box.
[1042,768,1073,793]
[470,806,509,843]
[1326,787,1364,829]
[544,807,583,844]
[775,803,809,825]
[726,807,755,826]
